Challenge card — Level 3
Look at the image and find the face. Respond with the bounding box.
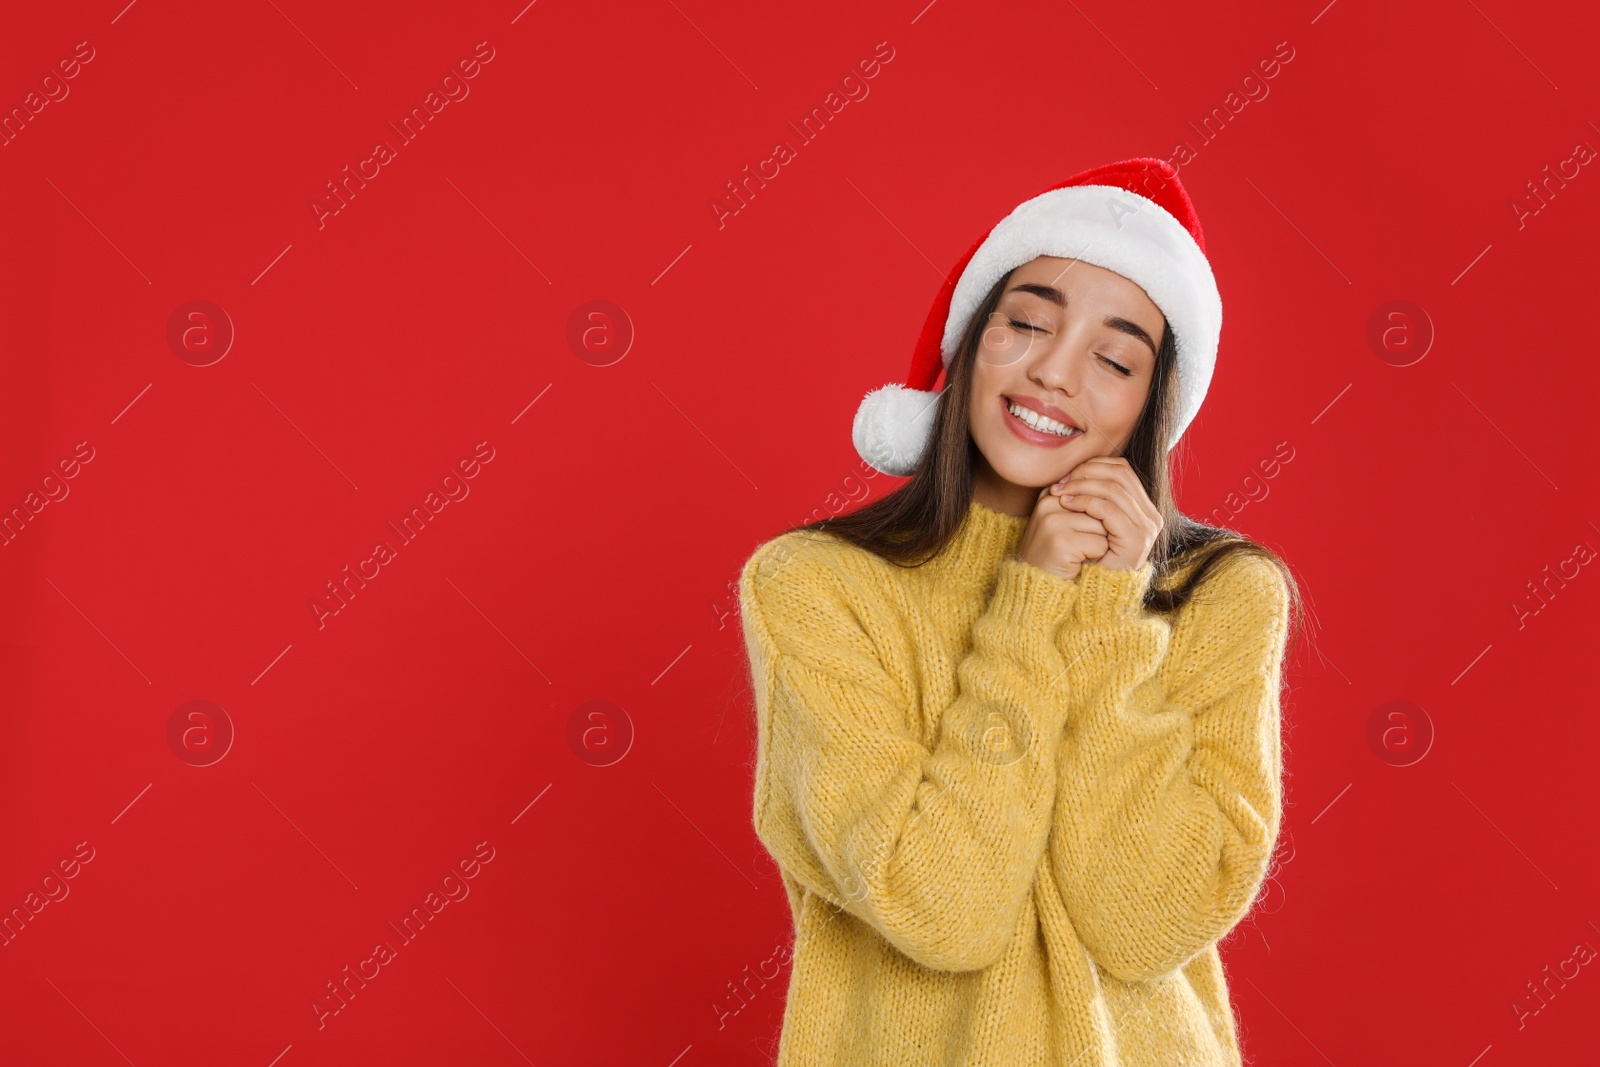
[968,255,1164,514]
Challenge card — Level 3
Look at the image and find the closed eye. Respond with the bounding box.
[1010,318,1133,376]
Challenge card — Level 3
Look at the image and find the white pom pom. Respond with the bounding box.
[851,384,943,477]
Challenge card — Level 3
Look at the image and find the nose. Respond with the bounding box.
[1030,344,1083,398]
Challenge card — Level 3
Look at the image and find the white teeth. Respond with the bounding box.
[1008,401,1079,437]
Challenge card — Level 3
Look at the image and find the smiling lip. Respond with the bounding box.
[1004,394,1081,430]
[1000,395,1081,447]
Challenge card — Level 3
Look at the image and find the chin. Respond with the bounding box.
[982,441,1069,488]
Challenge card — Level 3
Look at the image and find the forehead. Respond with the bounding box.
[1007,256,1162,325]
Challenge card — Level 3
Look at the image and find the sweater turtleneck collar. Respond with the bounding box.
[922,497,1031,584]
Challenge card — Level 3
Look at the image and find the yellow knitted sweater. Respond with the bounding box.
[738,497,1290,1067]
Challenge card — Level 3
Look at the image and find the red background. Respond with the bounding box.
[3,0,1598,1063]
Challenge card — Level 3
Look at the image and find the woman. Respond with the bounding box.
[738,158,1305,1066]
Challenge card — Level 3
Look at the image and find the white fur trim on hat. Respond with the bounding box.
[851,384,942,477]
[942,184,1222,450]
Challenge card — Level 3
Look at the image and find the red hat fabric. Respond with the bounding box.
[851,158,1222,476]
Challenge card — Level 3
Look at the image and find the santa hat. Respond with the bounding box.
[851,157,1222,476]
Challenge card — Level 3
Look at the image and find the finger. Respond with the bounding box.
[1061,467,1155,523]
[1068,525,1111,558]
[1062,495,1139,556]
[1057,487,1137,547]
[1058,477,1137,524]
[1058,459,1160,537]
[1098,460,1160,521]
[1059,473,1129,503]
[1044,500,1110,541]
[1064,455,1127,480]
[1051,507,1109,535]
[1061,461,1135,496]
[1069,456,1142,500]
[1056,495,1145,556]
[1033,486,1074,520]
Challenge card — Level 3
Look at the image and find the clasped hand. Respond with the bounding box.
[1014,456,1163,581]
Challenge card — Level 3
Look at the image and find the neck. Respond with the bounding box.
[971,459,1039,518]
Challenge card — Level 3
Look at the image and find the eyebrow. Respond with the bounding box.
[1005,282,1160,359]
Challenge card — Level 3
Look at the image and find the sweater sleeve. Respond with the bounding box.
[740,537,1083,973]
[1047,553,1290,984]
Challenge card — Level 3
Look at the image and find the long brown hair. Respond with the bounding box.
[777,267,1304,657]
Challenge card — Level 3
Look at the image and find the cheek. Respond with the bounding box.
[968,355,1002,406]
[1094,382,1149,439]
[978,329,1027,371]
[1116,380,1151,424]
